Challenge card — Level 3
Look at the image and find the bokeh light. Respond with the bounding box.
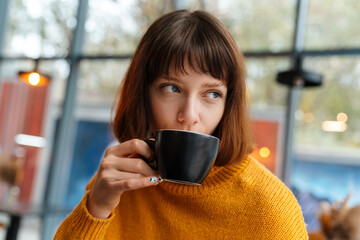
[259,147,270,158]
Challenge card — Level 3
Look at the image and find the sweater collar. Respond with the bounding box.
[158,156,251,196]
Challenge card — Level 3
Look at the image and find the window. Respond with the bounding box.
[305,0,360,50]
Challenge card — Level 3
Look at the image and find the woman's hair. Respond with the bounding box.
[112,10,253,166]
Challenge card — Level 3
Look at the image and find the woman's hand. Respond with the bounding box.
[87,139,159,219]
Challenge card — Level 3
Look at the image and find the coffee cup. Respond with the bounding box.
[142,129,219,185]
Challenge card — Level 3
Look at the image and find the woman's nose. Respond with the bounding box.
[177,97,200,127]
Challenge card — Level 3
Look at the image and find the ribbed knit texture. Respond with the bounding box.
[54,156,308,239]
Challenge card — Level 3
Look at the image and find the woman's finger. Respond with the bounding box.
[101,155,157,177]
[103,168,146,180]
[105,139,152,160]
[112,176,161,192]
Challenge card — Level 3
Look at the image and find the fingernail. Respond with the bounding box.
[149,177,157,183]
[158,176,163,183]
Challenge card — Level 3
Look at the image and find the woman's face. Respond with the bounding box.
[149,63,227,135]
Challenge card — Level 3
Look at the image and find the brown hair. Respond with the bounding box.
[112,10,253,166]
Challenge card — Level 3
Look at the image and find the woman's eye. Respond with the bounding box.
[161,84,180,93]
[206,92,222,99]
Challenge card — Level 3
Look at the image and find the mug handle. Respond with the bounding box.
[140,139,158,170]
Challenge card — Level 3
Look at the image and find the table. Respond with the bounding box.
[0,202,70,240]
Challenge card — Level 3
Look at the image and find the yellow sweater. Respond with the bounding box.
[54,156,308,239]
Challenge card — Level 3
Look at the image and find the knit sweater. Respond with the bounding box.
[54,156,308,239]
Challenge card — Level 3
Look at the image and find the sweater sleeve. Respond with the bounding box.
[266,187,309,239]
[54,177,115,240]
[257,176,309,240]
[245,157,309,239]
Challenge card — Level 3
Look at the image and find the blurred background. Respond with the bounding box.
[0,0,359,239]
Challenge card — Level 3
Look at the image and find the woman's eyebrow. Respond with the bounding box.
[161,75,226,88]
[202,82,226,88]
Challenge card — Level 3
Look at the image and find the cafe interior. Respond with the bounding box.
[0,0,359,239]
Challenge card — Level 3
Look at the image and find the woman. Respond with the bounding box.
[55,10,308,239]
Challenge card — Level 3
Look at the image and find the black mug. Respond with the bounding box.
[143,129,219,185]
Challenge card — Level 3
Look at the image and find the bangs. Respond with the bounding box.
[146,12,236,84]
